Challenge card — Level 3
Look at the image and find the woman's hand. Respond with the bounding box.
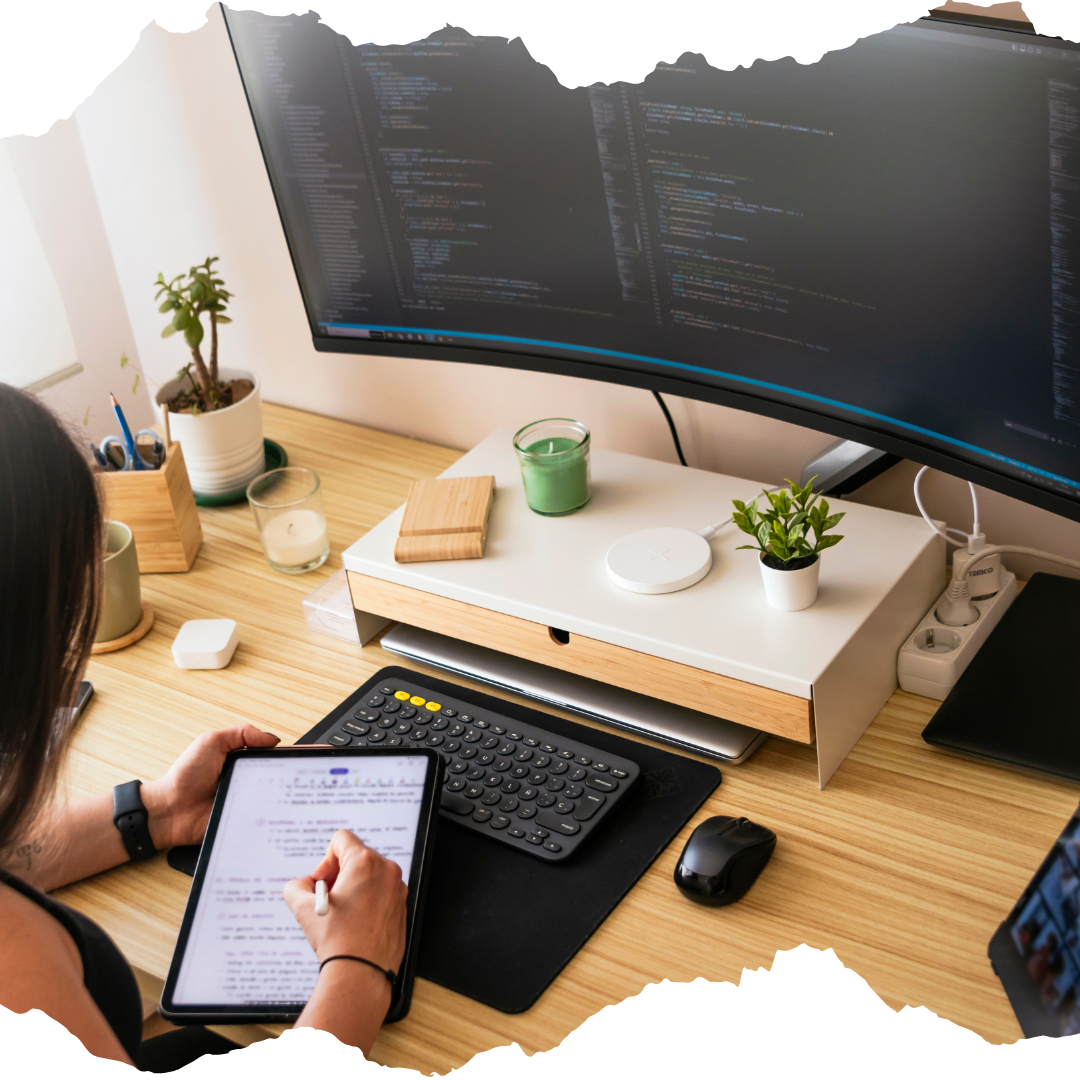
[141,724,280,849]
[285,829,406,1049]
[285,830,408,1053]
[284,829,408,972]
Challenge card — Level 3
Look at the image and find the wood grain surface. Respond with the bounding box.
[54,402,1079,1071]
[395,475,494,563]
[348,571,815,742]
[399,475,494,536]
[99,442,203,572]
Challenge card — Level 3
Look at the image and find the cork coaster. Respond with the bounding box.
[91,602,155,654]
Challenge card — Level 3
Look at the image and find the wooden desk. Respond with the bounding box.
[59,402,1077,1069]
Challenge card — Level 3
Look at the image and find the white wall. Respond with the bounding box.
[4,119,155,443]
[9,6,1080,580]
[0,140,79,392]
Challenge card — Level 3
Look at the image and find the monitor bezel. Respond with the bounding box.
[313,333,1080,522]
[224,6,1080,524]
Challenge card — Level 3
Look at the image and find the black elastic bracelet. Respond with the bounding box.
[318,954,397,988]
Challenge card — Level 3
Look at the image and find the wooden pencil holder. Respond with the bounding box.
[99,442,203,573]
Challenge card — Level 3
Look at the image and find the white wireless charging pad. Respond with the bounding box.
[605,527,713,594]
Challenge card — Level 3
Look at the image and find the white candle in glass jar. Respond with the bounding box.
[261,509,328,567]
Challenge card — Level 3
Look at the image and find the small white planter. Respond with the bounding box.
[156,366,264,496]
[759,553,820,611]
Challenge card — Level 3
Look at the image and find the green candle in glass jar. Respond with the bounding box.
[513,419,591,516]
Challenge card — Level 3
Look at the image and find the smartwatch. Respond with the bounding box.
[112,780,156,861]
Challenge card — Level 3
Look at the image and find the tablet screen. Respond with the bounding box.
[1003,812,1080,1035]
[170,751,433,1009]
[988,804,1080,1038]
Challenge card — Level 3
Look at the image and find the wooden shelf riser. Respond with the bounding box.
[347,571,814,743]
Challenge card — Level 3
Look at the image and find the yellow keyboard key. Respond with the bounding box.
[425,701,441,712]
[410,696,426,707]
[394,691,411,701]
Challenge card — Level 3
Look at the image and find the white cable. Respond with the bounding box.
[914,466,983,549]
[698,485,785,541]
[954,545,1080,583]
[914,466,955,543]
[914,466,962,546]
[936,545,1080,626]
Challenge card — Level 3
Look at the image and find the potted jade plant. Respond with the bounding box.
[731,477,845,611]
[153,257,264,497]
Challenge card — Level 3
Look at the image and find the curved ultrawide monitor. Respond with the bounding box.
[224,8,1080,521]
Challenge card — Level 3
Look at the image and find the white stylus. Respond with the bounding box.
[315,879,329,916]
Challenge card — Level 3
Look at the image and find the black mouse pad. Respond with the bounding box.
[922,574,1080,782]
[418,703,721,1009]
[170,667,721,1013]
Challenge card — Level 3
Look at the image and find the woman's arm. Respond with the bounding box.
[284,830,408,1055]
[0,724,280,892]
[0,880,134,1065]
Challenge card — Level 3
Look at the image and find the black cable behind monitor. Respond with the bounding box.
[652,391,688,467]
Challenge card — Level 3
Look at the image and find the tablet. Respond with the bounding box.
[160,746,441,1025]
[988,803,1080,1038]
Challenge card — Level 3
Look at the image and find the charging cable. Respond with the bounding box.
[913,464,1008,599]
[697,485,784,541]
[914,467,1080,624]
[913,466,985,551]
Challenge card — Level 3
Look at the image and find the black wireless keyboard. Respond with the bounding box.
[298,669,640,862]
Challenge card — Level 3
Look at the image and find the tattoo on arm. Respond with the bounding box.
[2,835,45,873]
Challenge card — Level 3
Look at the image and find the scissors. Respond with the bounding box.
[99,429,166,471]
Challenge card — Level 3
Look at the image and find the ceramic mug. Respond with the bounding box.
[95,521,142,643]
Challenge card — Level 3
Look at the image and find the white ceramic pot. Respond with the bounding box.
[759,553,820,611]
[156,366,264,496]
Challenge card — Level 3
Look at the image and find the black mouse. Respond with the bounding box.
[674,815,776,905]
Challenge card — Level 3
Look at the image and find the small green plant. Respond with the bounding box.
[154,257,234,412]
[731,477,845,566]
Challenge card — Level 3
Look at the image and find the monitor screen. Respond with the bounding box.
[223,9,1080,521]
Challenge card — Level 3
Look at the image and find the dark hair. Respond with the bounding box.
[0,385,102,853]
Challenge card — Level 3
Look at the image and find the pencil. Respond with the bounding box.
[109,392,148,471]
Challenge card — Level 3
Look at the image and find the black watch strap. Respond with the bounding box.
[112,780,156,862]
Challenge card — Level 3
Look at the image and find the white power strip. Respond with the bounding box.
[897,571,1018,699]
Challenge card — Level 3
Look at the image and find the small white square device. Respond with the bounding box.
[172,619,240,670]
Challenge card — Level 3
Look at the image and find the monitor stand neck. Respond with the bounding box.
[800,439,900,496]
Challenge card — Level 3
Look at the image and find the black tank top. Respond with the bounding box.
[0,868,143,1060]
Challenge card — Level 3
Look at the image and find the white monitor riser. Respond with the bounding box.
[343,430,945,788]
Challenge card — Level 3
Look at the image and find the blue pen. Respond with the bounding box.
[109,393,149,471]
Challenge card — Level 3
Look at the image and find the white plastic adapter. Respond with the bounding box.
[896,571,1017,699]
[172,619,240,670]
[951,548,1003,600]
[605,527,713,594]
